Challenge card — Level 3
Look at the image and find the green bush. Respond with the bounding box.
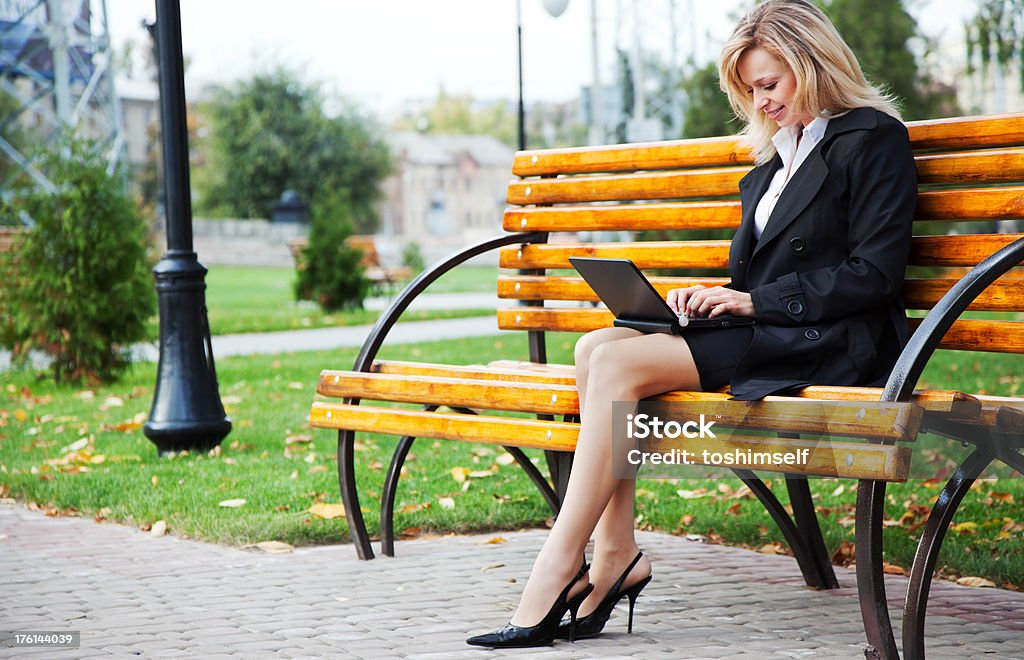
[401,241,427,275]
[0,140,155,383]
[294,196,370,312]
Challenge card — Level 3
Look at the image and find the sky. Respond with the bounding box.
[104,0,977,119]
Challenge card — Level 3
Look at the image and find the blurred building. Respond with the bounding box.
[378,132,514,248]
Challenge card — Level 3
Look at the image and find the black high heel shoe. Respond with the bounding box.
[466,563,594,648]
[555,551,652,639]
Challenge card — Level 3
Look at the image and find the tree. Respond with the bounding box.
[966,0,1024,94]
[392,86,518,148]
[821,0,959,120]
[680,62,739,138]
[195,67,392,232]
[0,139,155,383]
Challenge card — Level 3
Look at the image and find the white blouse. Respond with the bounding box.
[753,116,830,239]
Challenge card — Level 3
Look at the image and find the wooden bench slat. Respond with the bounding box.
[504,202,743,233]
[512,114,1024,176]
[310,402,912,481]
[311,401,581,451]
[506,168,748,206]
[368,361,576,385]
[370,360,981,418]
[496,308,1024,353]
[501,187,1024,233]
[497,275,1024,312]
[498,234,1024,270]
[316,372,921,440]
[506,150,1024,206]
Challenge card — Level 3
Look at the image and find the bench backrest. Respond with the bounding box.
[496,114,1024,358]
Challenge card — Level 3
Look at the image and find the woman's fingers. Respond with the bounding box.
[684,288,755,317]
[667,285,704,314]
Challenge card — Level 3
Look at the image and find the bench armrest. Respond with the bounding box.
[882,236,1024,403]
[348,232,547,375]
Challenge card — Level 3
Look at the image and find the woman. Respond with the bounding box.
[467,0,917,647]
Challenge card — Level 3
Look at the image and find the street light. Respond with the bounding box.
[516,0,570,150]
[143,0,231,455]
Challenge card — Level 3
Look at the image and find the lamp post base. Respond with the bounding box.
[143,250,232,455]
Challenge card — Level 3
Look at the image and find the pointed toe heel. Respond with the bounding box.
[466,564,593,648]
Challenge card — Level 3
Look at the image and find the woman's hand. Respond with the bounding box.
[667,285,755,318]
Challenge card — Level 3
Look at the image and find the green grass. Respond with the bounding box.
[142,265,497,338]
[0,335,1020,589]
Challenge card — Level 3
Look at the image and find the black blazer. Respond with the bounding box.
[726,108,918,400]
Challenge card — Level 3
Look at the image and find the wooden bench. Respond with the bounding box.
[310,113,1024,659]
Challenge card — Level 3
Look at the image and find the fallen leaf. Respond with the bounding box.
[480,536,507,545]
[882,562,907,576]
[438,496,455,510]
[481,563,505,571]
[255,541,294,554]
[679,514,695,526]
[397,502,431,514]
[677,488,708,499]
[956,576,996,588]
[832,484,846,496]
[831,541,856,566]
[150,520,167,537]
[99,396,124,410]
[286,434,313,445]
[401,527,423,536]
[450,467,471,483]
[495,453,516,466]
[308,503,346,519]
[287,382,304,390]
[758,542,788,555]
[218,498,247,508]
[468,469,496,479]
[988,491,1014,504]
[308,465,329,474]
[14,409,28,422]
[952,521,978,534]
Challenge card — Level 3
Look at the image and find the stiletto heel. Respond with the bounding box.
[556,551,651,640]
[466,563,594,648]
[624,574,651,633]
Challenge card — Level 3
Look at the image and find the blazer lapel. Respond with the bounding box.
[752,146,828,256]
[733,160,777,288]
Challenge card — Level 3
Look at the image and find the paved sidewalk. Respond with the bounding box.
[1,292,505,370]
[2,503,1022,659]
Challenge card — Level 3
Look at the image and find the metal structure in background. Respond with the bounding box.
[143,0,231,455]
[0,0,123,194]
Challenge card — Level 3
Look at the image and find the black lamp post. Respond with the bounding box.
[143,0,231,455]
[516,0,570,151]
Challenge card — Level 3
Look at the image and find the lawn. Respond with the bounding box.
[142,265,499,337]
[0,333,1021,589]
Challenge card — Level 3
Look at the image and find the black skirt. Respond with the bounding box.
[682,325,756,392]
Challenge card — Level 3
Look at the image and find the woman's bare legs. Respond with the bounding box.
[510,329,701,626]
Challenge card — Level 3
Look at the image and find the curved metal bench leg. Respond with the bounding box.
[856,479,898,660]
[903,447,995,660]
[786,476,840,589]
[338,428,374,560]
[380,435,420,557]
[733,469,830,589]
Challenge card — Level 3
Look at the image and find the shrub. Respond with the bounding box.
[293,196,370,312]
[401,241,427,275]
[0,140,155,383]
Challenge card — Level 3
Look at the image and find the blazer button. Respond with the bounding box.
[790,237,806,253]
[804,328,821,340]
[787,300,804,315]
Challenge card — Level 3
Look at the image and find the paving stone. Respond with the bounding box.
[3,502,1023,658]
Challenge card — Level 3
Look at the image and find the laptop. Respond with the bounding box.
[569,257,755,335]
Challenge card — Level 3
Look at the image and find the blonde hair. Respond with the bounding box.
[718,0,901,164]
